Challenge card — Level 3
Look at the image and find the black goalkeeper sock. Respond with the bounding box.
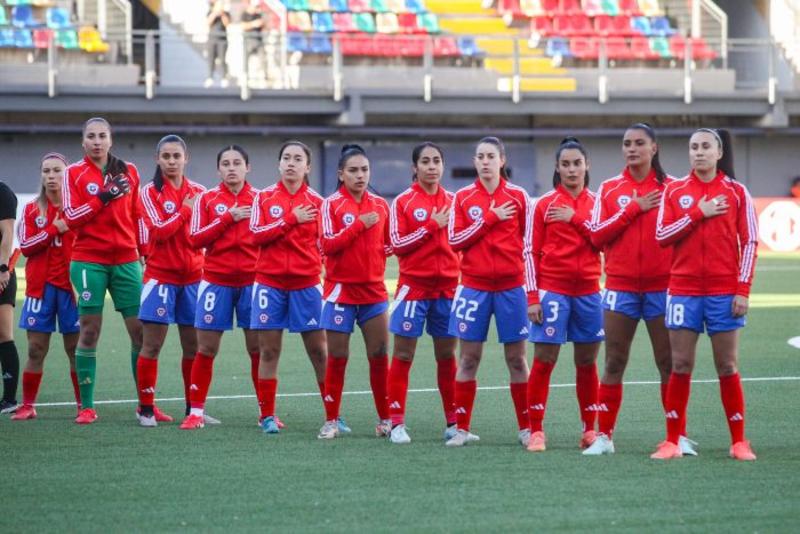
[0,340,20,402]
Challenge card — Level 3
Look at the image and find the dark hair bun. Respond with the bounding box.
[560,136,581,145]
[341,144,365,155]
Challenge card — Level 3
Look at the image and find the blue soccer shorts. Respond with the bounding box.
[602,289,667,322]
[389,290,453,339]
[19,283,79,334]
[139,279,199,326]
[665,294,746,336]
[250,283,324,333]
[194,280,253,331]
[528,290,605,345]
[321,300,388,334]
[447,285,529,343]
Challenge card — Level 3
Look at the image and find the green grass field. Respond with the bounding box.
[4,255,800,532]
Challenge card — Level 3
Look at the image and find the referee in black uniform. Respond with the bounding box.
[0,181,20,413]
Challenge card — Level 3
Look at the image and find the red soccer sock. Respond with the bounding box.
[454,379,477,431]
[527,359,555,433]
[368,356,390,421]
[181,357,193,407]
[136,356,159,408]
[510,382,528,430]
[576,362,599,433]
[665,372,691,445]
[436,357,457,425]
[597,382,623,437]
[257,378,278,419]
[659,381,686,436]
[69,369,81,407]
[719,372,746,444]
[323,355,348,421]
[21,370,43,406]
[189,352,216,410]
[249,351,259,393]
[388,357,412,426]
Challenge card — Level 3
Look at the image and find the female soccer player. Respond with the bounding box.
[63,117,147,424]
[317,144,393,440]
[584,124,696,456]
[526,137,603,453]
[249,141,327,434]
[136,135,209,427]
[386,142,459,444]
[13,153,81,419]
[651,129,758,461]
[0,178,20,414]
[445,136,534,448]
[180,145,259,430]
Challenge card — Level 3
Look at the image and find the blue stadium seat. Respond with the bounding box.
[650,17,675,37]
[12,4,39,28]
[287,32,308,52]
[0,29,15,48]
[309,34,332,53]
[457,36,480,57]
[46,7,71,29]
[631,16,653,36]
[312,11,334,32]
[545,37,572,57]
[328,0,349,11]
[405,0,425,14]
[14,28,33,47]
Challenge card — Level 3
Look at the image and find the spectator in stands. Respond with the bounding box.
[205,0,231,88]
[790,176,800,198]
[0,180,19,414]
[242,0,267,83]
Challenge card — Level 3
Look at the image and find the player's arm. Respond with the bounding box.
[250,193,296,246]
[528,198,546,306]
[735,186,758,298]
[320,198,365,254]
[389,197,435,256]
[655,188,702,246]
[590,184,641,248]
[140,185,188,243]
[18,204,58,257]
[61,169,104,229]
[521,195,537,306]
[447,195,497,251]
[189,193,234,249]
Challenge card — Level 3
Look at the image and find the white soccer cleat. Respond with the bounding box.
[136,412,157,428]
[389,424,411,444]
[445,429,480,447]
[375,418,392,437]
[582,433,615,455]
[317,420,340,440]
[518,428,531,447]
[679,435,698,456]
[443,424,458,441]
[203,413,222,425]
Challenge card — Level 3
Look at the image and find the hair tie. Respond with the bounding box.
[41,152,68,165]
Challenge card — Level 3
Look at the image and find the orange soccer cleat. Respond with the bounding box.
[650,440,683,460]
[730,440,757,461]
[179,413,205,430]
[153,406,174,423]
[527,431,547,452]
[75,408,98,425]
[11,404,37,420]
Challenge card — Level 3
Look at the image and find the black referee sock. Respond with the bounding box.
[0,340,19,402]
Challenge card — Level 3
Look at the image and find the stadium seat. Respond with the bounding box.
[285,0,310,10]
[669,36,717,61]
[560,0,583,15]
[46,7,70,29]
[308,0,330,10]
[387,0,407,13]
[539,0,560,14]
[416,12,438,33]
[630,35,658,60]
[604,36,632,60]
[14,28,33,47]
[0,29,14,48]
[399,35,426,56]
[498,0,522,18]
[354,12,376,32]
[328,0,349,11]
[554,14,593,37]
[309,33,332,53]
[457,36,481,57]
[630,16,652,36]
[520,0,545,16]
[349,0,371,12]
[55,28,78,49]
[333,12,358,31]
[650,16,675,36]
[571,37,598,60]
[376,13,399,33]
[618,0,641,15]
[583,0,605,17]
[545,37,571,57]
[434,36,459,57]
[405,0,425,14]
[372,0,390,12]
[79,26,109,53]
[288,11,312,32]
[340,33,375,55]
[398,12,420,33]
[601,0,621,16]
[12,5,39,28]
[287,33,308,52]
[0,8,7,26]
[637,0,662,16]
[596,15,635,37]
[312,11,334,32]
[5,0,33,5]
[531,16,553,37]
[649,35,670,57]
[32,27,52,48]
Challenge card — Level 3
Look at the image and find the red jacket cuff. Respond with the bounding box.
[736,283,751,298]
[179,205,192,220]
[688,206,705,223]
[45,224,60,237]
[528,291,539,306]
[424,218,440,233]
[483,210,500,226]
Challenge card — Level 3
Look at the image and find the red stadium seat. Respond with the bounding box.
[571,36,598,59]
[595,15,634,37]
[669,36,717,61]
[630,35,659,60]
[560,0,584,15]
[348,0,371,12]
[540,0,560,14]
[530,16,553,37]
[397,12,421,33]
[32,28,53,49]
[604,36,633,60]
[618,0,642,15]
[553,14,594,36]
[434,36,460,57]
[340,32,375,55]
[333,12,358,32]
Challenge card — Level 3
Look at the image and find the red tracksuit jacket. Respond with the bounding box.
[390,182,459,300]
[190,181,259,288]
[140,177,206,286]
[530,185,601,304]
[250,181,324,290]
[321,186,392,304]
[590,169,674,293]
[17,198,74,299]
[62,156,146,265]
[448,178,534,304]
[656,171,758,297]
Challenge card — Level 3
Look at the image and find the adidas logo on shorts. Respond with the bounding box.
[306,318,318,326]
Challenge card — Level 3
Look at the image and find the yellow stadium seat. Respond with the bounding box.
[78,26,109,53]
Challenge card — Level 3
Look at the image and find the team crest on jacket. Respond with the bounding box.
[215,203,228,215]
[342,213,356,226]
[679,195,694,209]
[617,195,631,208]
[35,216,47,228]
[163,200,176,214]
[468,206,483,221]
[413,208,428,221]
[270,205,284,218]
[86,183,99,195]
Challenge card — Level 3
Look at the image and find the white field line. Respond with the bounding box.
[32,375,800,408]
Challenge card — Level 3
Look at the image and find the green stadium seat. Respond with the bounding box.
[55,28,78,49]
[416,12,438,33]
[5,0,33,6]
[0,7,7,26]
[372,0,390,13]
[354,12,375,33]
[285,0,310,10]
[601,0,620,16]
[649,36,670,58]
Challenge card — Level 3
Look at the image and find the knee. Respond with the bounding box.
[715,361,738,377]
[604,355,627,377]
[505,354,527,374]
[459,354,480,374]
[141,338,163,357]
[28,341,47,362]
[393,347,414,361]
[671,357,694,374]
[260,345,280,362]
[80,327,100,347]
[368,343,388,359]
[197,343,217,356]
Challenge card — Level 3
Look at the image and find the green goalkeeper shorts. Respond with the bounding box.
[70,260,143,317]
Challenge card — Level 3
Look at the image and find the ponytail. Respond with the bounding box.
[716,129,735,179]
[626,122,667,184]
[553,136,590,188]
[153,134,187,191]
[105,152,128,179]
